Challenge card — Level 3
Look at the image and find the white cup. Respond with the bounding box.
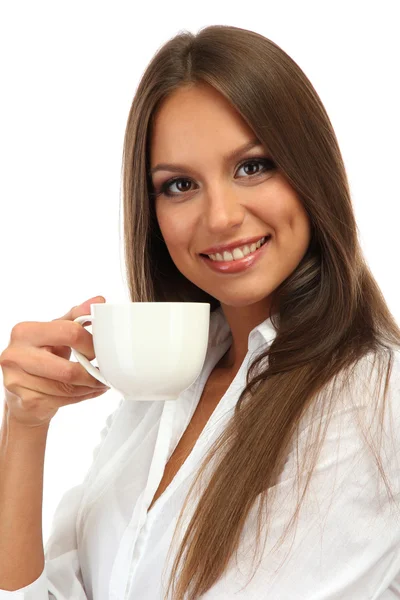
[70,302,210,401]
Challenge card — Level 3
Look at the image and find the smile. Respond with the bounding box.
[200,235,271,274]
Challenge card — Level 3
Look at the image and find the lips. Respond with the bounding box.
[200,233,271,274]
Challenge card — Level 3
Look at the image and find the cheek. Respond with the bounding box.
[265,193,309,236]
[156,206,192,251]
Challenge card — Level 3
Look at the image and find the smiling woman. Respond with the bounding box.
[124,26,400,600]
[120,26,400,599]
[12,23,400,600]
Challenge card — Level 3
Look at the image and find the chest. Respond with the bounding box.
[146,371,233,514]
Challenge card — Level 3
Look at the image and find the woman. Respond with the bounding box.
[1,24,400,599]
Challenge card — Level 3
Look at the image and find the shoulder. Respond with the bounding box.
[346,345,400,407]
[326,346,400,462]
[295,346,400,446]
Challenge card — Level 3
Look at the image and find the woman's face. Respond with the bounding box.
[149,83,312,309]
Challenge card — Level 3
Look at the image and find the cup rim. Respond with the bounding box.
[91,302,211,307]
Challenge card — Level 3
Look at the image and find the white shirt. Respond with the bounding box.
[2,306,400,599]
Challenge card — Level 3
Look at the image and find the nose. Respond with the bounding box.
[202,183,245,234]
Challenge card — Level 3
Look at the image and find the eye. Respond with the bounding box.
[152,157,275,199]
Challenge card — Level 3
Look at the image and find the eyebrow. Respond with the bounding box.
[149,138,264,177]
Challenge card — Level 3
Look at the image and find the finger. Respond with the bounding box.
[6,387,109,425]
[3,368,108,401]
[7,320,97,360]
[46,296,106,357]
[0,345,108,389]
[41,344,73,361]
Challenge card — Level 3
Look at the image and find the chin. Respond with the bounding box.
[214,293,273,309]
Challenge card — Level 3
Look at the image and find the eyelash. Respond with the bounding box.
[152,157,275,198]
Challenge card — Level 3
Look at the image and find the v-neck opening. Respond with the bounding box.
[144,341,235,519]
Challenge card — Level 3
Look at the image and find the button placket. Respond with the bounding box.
[122,400,178,599]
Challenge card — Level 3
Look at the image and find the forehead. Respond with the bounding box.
[149,84,256,165]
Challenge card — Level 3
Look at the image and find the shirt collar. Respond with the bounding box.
[208,305,279,352]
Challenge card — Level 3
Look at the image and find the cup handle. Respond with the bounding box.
[71,315,110,386]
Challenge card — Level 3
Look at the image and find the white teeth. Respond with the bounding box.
[207,236,268,262]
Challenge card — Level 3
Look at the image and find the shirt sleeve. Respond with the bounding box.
[0,398,124,599]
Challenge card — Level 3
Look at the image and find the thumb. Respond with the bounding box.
[54,295,106,322]
[77,296,107,323]
[79,295,106,311]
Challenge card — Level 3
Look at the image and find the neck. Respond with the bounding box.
[216,300,275,374]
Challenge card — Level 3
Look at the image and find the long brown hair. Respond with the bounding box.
[121,25,400,599]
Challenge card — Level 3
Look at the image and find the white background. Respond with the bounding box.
[0,1,399,544]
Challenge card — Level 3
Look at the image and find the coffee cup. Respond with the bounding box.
[70,302,210,401]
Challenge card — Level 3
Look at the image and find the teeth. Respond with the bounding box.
[208,236,268,262]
